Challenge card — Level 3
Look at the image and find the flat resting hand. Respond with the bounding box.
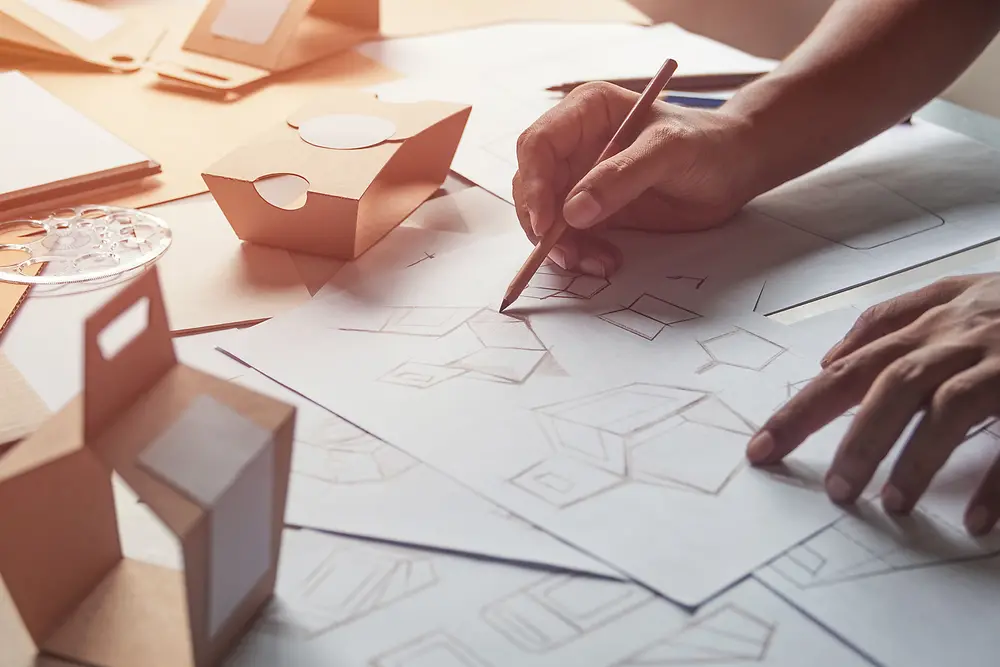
[746,273,1000,535]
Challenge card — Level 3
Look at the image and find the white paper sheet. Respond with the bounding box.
[756,428,1000,667]
[374,73,1000,315]
[226,528,872,667]
[219,225,855,607]
[22,0,124,42]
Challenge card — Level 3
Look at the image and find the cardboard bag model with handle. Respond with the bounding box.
[203,89,471,259]
[0,0,164,71]
[153,0,379,92]
[0,265,296,667]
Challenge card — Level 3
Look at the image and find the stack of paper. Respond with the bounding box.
[0,71,159,218]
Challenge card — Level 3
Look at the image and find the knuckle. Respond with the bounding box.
[932,378,978,414]
[515,127,538,156]
[879,356,927,387]
[823,357,854,381]
[570,81,617,102]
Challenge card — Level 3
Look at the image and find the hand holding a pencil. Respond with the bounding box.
[511,80,759,278]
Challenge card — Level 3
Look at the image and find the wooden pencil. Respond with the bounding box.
[499,57,679,313]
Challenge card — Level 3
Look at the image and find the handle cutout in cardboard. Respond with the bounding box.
[83,266,177,440]
[210,0,294,45]
[253,174,310,210]
[96,295,149,361]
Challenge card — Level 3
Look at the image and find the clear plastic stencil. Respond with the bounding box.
[0,205,172,285]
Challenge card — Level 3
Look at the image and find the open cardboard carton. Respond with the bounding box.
[0,0,164,72]
[203,89,471,259]
[152,0,379,92]
[0,266,296,667]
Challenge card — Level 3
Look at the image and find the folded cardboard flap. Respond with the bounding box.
[0,266,296,667]
[203,89,471,259]
[153,0,379,91]
[0,0,165,71]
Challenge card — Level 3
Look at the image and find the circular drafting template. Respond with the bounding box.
[0,206,172,285]
[298,114,398,150]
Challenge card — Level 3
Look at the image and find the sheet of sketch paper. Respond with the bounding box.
[220,226,856,607]
[224,528,873,667]
[756,426,1000,667]
[372,75,1000,315]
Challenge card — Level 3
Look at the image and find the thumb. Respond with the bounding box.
[561,126,667,230]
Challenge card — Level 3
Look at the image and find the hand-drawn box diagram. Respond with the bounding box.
[751,172,945,251]
[293,414,419,485]
[372,631,492,667]
[774,377,857,420]
[510,383,756,508]
[614,604,775,665]
[696,327,788,375]
[767,499,1000,590]
[599,294,701,341]
[481,574,654,653]
[367,308,556,389]
[523,261,610,301]
[261,541,439,639]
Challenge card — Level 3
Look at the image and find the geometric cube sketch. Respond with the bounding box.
[767,499,1000,590]
[339,306,481,338]
[371,631,493,667]
[261,541,438,639]
[774,377,856,419]
[293,415,419,485]
[600,293,701,341]
[614,604,775,665]
[523,261,610,300]
[379,309,551,389]
[482,574,654,653]
[510,383,756,508]
[696,328,787,374]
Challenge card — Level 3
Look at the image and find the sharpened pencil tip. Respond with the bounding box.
[498,297,513,313]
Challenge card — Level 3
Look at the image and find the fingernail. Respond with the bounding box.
[579,257,606,278]
[820,342,842,368]
[881,485,907,513]
[549,247,568,269]
[966,505,993,535]
[826,475,854,504]
[529,208,547,237]
[563,191,602,229]
[746,431,774,464]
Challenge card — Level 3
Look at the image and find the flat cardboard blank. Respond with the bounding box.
[298,114,398,150]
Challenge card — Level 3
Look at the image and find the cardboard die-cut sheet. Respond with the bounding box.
[0,0,165,72]
[152,0,378,92]
[203,88,471,259]
[0,265,296,667]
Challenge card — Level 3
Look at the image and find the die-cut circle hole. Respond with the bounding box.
[298,114,397,150]
[0,246,30,268]
[253,174,310,210]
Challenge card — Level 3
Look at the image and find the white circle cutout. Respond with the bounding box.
[298,114,397,150]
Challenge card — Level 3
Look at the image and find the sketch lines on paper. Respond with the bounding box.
[614,604,775,665]
[767,498,1000,590]
[376,308,558,389]
[371,630,493,667]
[481,574,654,653]
[263,541,439,638]
[751,172,946,251]
[599,294,701,341]
[523,261,610,301]
[406,252,436,268]
[696,328,788,375]
[509,383,756,508]
[665,275,707,290]
[293,415,419,485]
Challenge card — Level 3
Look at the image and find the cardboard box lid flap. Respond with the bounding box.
[286,89,471,141]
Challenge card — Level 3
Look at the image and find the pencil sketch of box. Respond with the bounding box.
[0,266,295,667]
[512,383,756,508]
[203,89,471,260]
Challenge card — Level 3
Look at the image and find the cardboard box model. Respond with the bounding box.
[203,89,472,259]
[0,266,296,667]
[153,0,379,91]
[0,0,164,72]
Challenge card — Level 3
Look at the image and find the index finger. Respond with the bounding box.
[747,332,922,465]
[515,84,636,236]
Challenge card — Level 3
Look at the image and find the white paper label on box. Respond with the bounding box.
[210,0,295,46]
[23,0,124,42]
